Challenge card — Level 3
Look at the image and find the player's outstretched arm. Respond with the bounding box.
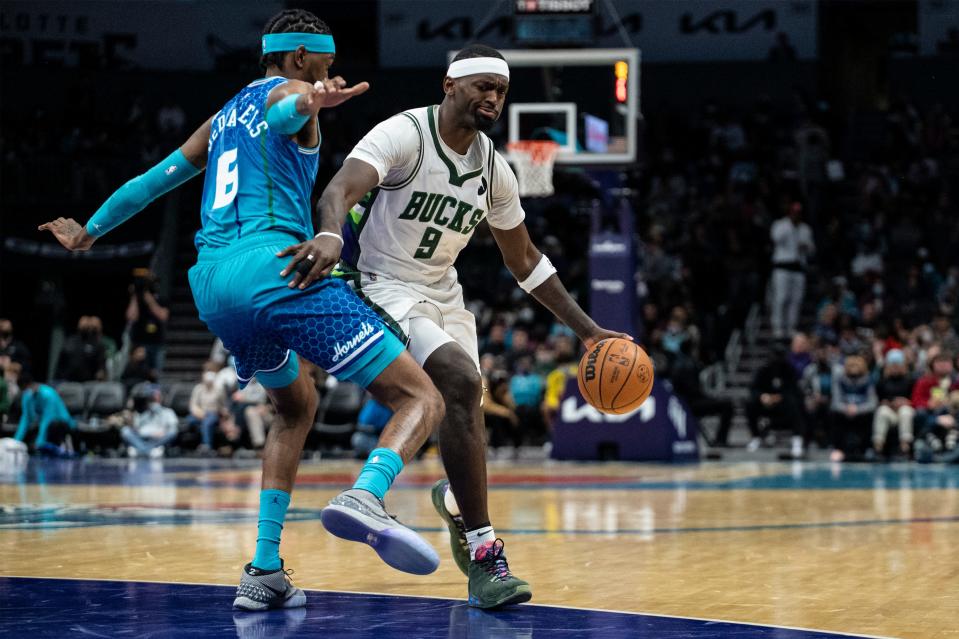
[265,78,369,149]
[277,158,380,289]
[39,116,213,252]
[490,222,631,349]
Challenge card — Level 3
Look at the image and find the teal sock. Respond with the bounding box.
[352,447,404,500]
[252,489,290,571]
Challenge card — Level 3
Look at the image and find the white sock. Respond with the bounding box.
[443,486,461,517]
[465,526,496,559]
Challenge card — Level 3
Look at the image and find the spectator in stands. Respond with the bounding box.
[837,314,868,357]
[661,305,700,360]
[830,354,878,462]
[12,369,76,455]
[505,326,533,371]
[56,315,107,382]
[121,345,158,391]
[483,370,520,456]
[126,269,169,372]
[214,358,239,395]
[930,310,959,354]
[0,318,32,372]
[640,302,661,341]
[231,377,271,451]
[479,352,500,380]
[769,202,815,340]
[820,276,860,322]
[540,344,578,436]
[480,323,507,357]
[187,361,228,453]
[801,340,836,446]
[217,411,244,457]
[532,342,557,377]
[814,303,839,345]
[0,361,10,420]
[121,384,178,458]
[200,359,245,455]
[510,355,545,441]
[3,361,21,404]
[872,349,916,459]
[857,301,879,345]
[911,352,959,455]
[747,345,806,458]
[851,236,883,279]
[788,332,813,379]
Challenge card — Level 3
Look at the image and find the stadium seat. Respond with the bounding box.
[55,382,87,420]
[84,381,126,418]
[313,382,365,450]
[76,381,125,452]
[164,382,195,418]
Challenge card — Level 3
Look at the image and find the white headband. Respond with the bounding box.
[447,57,510,80]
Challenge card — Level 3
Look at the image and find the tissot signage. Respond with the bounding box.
[0,1,282,69]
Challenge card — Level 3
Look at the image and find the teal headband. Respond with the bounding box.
[262,32,335,55]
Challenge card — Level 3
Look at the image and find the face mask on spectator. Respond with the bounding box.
[203,371,217,385]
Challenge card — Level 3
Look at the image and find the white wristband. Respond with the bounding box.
[314,231,344,246]
[518,254,557,293]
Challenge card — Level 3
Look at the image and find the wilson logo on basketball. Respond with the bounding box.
[583,343,603,382]
[577,338,655,415]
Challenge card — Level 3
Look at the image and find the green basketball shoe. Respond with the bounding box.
[430,479,471,576]
[467,539,532,609]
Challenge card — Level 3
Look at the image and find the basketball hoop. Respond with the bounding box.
[506,140,559,198]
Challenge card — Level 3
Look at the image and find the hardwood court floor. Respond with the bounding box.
[2,457,957,638]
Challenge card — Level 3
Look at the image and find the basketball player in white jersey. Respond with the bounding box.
[277,44,628,608]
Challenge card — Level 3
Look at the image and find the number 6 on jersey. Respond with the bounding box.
[212,148,239,209]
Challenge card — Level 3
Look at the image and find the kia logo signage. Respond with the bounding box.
[379,0,816,66]
[680,9,776,35]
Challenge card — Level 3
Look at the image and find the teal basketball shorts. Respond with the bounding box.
[188,231,404,389]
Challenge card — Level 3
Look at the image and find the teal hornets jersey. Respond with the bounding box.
[196,76,320,250]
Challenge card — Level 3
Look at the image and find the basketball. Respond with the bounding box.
[577,338,654,415]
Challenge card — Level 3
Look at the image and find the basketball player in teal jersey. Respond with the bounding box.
[40,9,445,612]
[280,44,629,608]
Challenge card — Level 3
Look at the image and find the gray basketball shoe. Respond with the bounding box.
[232,561,306,611]
[320,488,440,575]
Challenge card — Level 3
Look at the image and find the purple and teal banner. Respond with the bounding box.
[551,377,699,462]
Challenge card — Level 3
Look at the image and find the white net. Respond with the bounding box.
[506,141,559,198]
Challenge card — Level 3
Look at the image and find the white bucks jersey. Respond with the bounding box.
[342,105,524,286]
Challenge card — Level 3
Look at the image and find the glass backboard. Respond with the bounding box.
[449,48,640,165]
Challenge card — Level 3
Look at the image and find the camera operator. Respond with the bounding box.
[126,269,169,373]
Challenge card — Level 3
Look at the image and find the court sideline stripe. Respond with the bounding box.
[0,575,895,639]
[3,512,956,534]
[429,514,959,536]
